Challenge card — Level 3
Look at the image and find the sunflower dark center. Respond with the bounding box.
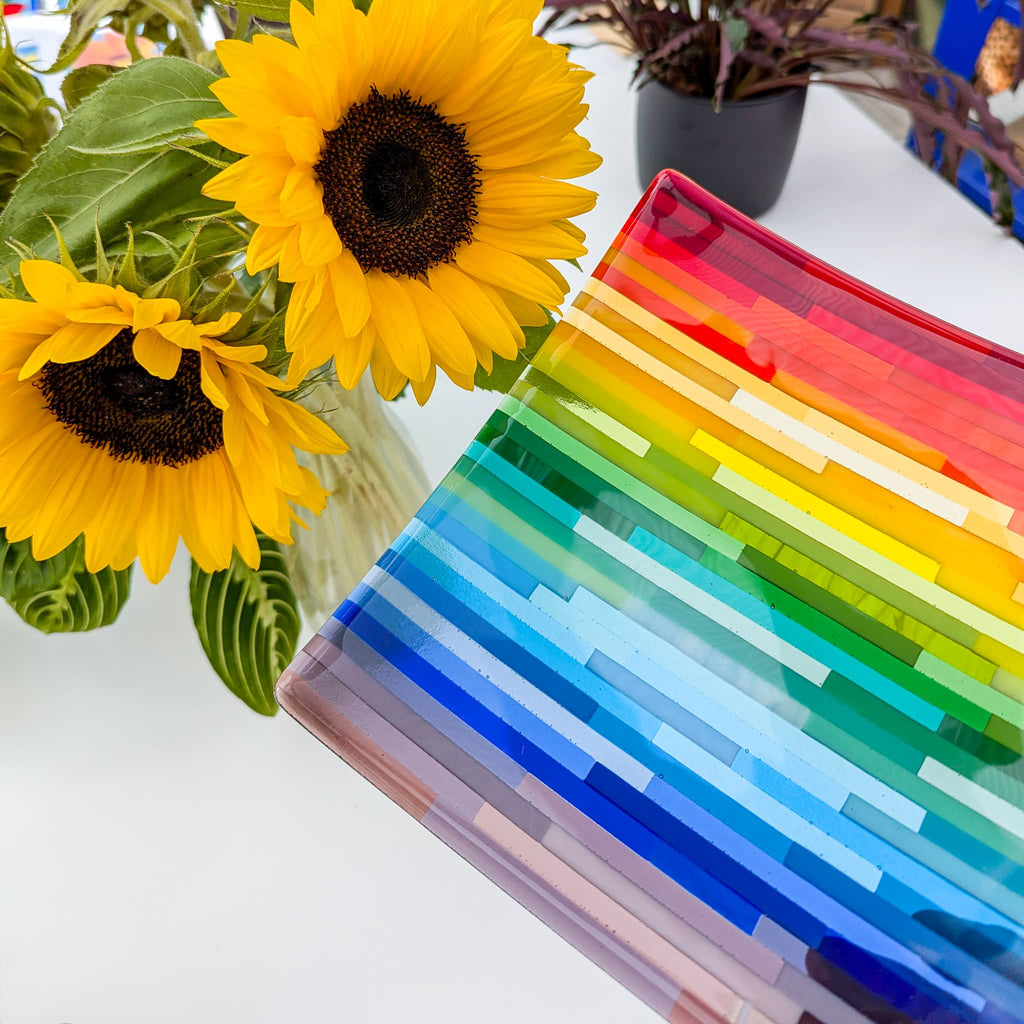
[37,329,223,466]
[315,88,480,277]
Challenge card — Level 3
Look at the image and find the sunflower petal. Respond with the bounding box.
[369,345,408,401]
[83,457,146,573]
[327,248,372,336]
[279,163,324,222]
[409,364,437,406]
[476,173,598,229]
[133,328,182,380]
[456,239,566,307]
[405,277,477,376]
[132,297,180,331]
[195,312,244,340]
[366,272,430,383]
[427,262,518,358]
[195,116,284,156]
[153,320,203,351]
[20,260,76,308]
[266,395,349,455]
[299,214,343,268]
[136,465,183,583]
[278,115,325,165]
[48,321,122,364]
[30,442,104,561]
[246,224,291,274]
[200,348,231,410]
[335,321,375,390]
[473,220,586,260]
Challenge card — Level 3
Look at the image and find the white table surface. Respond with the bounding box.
[4,39,1024,1024]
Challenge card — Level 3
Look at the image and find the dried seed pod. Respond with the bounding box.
[977,17,1021,95]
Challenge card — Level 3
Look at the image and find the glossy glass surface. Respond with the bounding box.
[279,170,1024,1024]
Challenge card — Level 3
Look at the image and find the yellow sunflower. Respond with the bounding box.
[0,260,348,583]
[197,0,600,402]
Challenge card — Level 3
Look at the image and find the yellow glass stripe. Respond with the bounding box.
[559,299,1024,622]
[693,429,942,582]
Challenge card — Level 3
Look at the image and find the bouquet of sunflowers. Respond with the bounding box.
[0,0,599,713]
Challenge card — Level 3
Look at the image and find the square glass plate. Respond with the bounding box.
[279,170,1024,1024]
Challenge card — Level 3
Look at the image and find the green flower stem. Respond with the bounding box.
[146,0,209,61]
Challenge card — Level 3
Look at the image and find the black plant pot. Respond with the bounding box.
[636,80,807,218]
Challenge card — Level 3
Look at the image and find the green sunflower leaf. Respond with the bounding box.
[60,64,122,112]
[474,308,556,393]
[0,56,232,279]
[0,529,133,634]
[189,534,300,716]
[222,0,311,19]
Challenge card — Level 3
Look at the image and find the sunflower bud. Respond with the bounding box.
[0,21,59,208]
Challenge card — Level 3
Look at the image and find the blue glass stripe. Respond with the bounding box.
[344,596,763,934]
[630,526,946,731]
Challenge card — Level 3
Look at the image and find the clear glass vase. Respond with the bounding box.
[284,375,430,627]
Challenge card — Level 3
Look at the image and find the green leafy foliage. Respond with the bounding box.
[474,309,556,393]
[0,56,232,279]
[0,529,133,633]
[60,64,121,111]
[219,0,368,18]
[221,0,310,19]
[189,534,301,716]
[49,0,209,70]
[0,26,59,210]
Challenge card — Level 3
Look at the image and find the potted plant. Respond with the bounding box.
[543,0,1024,217]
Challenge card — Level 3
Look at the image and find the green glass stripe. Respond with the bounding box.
[529,341,711,464]
[914,650,1024,729]
[919,811,1024,888]
[735,547,922,667]
[824,675,1024,808]
[843,795,1024,920]
[516,366,987,660]
[817,674,925,772]
[511,371,726,526]
[488,415,1024,795]
[736,547,990,733]
[939,717,1024,774]
[928,632,996,687]
[720,513,980,655]
[986,715,1024,756]
[493,414,711,559]
[461,433,1024,863]
[501,395,743,560]
[467,441,580,530]
[713,550,1024,797]
[822,675,1024,812]
[806,715,1024,870]
[449,458,632,609]
[480,421,658,545]
[504,389,1000,737]
[700,548,943,731]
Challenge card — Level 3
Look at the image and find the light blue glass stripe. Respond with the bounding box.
[412,521,662,740]
[564,580,925,832]
[630,526,946,731]
[466,440,581,529]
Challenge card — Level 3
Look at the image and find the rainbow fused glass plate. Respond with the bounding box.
[278,171,1024,1024]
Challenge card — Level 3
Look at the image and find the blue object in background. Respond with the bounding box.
[918,0,1024,240]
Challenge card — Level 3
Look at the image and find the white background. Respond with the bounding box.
[4,31,1024,1024]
